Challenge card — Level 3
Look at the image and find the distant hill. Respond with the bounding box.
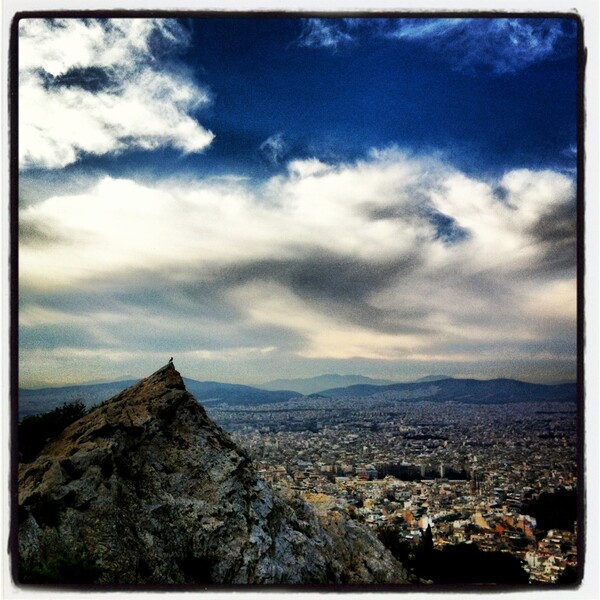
[413,375,452,383]
[18,378,301,420]
[18,374,576,420]
[182,379,300,405]
[319,377,577,404]
[18,380,139,420]
[258,374,396,395]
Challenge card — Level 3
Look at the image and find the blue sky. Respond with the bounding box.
[18,16,580,386]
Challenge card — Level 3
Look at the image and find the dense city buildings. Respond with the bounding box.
[207,397,578,583]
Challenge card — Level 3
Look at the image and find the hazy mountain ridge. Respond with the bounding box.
[17,363,411,585]
[183,379,300,406]
[18,378,300,420]
[19,375,577,421]
[414,375,452,383]
[320,377,577,403]
[258,374,397,395]
[18,380,139,419]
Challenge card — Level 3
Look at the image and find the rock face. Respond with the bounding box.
[18,363,411,585]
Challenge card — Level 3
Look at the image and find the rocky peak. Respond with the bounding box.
[18,363,411,585]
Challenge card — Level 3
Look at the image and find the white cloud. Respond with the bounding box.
[297,18,577,73]
[259,133,288,165]
[297,19,355,50]
[19,18,214,170]
[429,168,575,273]
[385,18,577,74]
[19,150,577,376]
[286,157,333,179]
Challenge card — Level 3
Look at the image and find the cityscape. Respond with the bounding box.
[14,13,584,589]
[207,394,578,583]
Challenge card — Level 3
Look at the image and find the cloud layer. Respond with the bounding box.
[19,150,577,385]
[19,19,214,170]
[17,17,578,385]
[385,18,577,73]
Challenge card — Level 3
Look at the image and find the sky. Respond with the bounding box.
[17,15,580,387]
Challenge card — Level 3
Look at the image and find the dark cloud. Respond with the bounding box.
[20,294,305,355]
[530,201,577,244]
[43,66,115,93]
[20,323,99,350]
[516,335,576,356]
[528,201,577,274]
[22,269,237,321]
[19,221,65,247]
[18,156,577,386]
[363,190,429,223]
[20,245,433,359]
[365,199,470,245]
[214,251,430,334]
[20,267,307,355]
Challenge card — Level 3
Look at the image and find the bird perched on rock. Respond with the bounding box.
[169,357,173,364]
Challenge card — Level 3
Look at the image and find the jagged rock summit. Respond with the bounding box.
[18,363,411,585]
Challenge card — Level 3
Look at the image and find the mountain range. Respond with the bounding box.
[319,377,577,404]
[258,374,397,395]
[18,374,577,421]
[18,379,300,420]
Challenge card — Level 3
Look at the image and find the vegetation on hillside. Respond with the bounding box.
[19,401,87,463]
[376,523,529,584]
[521,488,577,534]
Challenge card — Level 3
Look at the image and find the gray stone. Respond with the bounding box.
[18,363,412,585]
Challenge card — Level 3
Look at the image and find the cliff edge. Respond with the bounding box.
[18,363,411,585]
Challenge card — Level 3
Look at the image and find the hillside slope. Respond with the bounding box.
[320,377,576,403]
[17,363,410,585]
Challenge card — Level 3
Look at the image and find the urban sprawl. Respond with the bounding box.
[207,396,578,583]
